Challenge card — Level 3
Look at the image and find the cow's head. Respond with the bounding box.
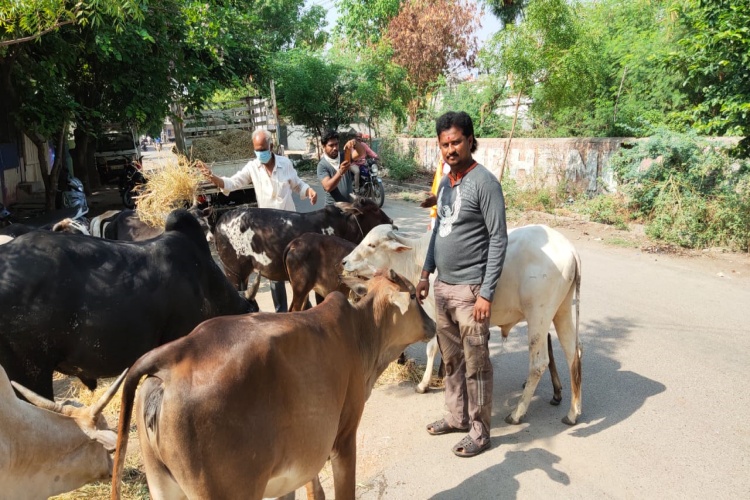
[187,205,215,242]
[343,269,436,356]
[342,224,413,277]
[335,198,393,241]
[8,370,127,496]
[52,217,91,235]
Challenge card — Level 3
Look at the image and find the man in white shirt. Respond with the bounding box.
[197,129,317,312]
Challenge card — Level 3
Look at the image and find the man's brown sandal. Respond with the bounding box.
[426,418,469,436]
[452,435,491,458]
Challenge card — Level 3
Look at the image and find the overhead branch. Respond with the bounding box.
[0,20,75,47]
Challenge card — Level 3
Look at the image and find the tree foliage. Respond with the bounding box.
[385,0,480,122]
[671,0,750,145]
[485,0,528,28]
[0,0,145,46]
[334,0,402,47]
[270,49,361,137]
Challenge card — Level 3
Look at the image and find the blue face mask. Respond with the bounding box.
[257,150,272,164]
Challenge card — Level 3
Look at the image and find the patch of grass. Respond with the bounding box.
[605,236,639,248]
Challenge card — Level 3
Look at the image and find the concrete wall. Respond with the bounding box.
[398,137,631,193]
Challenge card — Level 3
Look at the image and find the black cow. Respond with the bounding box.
[90,208,212,242]
[0,209,252,399]
[213,198,393,307]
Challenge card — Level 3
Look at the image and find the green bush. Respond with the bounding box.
[378,138,420,181]
[578,194,630,230]
[610,129,750,250]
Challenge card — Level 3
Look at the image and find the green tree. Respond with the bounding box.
[334,0,402,47]
[0,0,145,46]
[270,50,361,138]
[671,0,750,149]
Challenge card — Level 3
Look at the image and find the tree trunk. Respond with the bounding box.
[171,102,186,155]
[73,125,93,194]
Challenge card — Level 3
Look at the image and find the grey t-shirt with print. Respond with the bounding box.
[317,153,354,205]
[423,163,508,302]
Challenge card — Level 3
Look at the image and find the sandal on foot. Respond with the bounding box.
[452,435,491,458]
[426,418,469,436]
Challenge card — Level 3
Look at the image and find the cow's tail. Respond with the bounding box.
[110,348,167,500]
[573,248,582,385]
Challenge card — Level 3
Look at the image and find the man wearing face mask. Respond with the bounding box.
[197,128,317,312]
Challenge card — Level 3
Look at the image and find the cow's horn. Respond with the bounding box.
[388,229,412,246]
[89,369,128,417]
[388,269,416,294]
[10,381,74,416]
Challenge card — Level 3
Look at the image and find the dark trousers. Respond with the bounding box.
[270,280,288,313]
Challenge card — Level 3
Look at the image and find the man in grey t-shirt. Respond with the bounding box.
[417,111,508,458]
[317,129,354,205]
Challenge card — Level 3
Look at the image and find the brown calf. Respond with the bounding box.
[283,233,356,311]
[111,270,436,500]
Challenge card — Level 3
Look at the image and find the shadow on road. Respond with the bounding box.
[429,448,569,500]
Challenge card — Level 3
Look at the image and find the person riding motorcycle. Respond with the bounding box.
[347,133,379,193]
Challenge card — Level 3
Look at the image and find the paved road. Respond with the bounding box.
[140,150,750,499]
[263,189,750,499]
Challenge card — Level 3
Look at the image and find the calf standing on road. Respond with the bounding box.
[417,111,508,458]
[198,129,317,312]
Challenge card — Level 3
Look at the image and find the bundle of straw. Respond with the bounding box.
[135,156,203,227]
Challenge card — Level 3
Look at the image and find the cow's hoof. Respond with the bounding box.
[415,384,429,394]
[562,416,577,426]
[505,414,522,425]
[550,395,562,406]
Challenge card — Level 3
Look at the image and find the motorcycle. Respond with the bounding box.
[60,174,89,215]
[356,158,385,207]
[119,159,147,209]
[0,203,16,228]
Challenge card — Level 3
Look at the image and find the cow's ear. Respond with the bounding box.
[389,291,410,315]
[387,240,412,253]
[89,429,118,452]
[340,275,368,297]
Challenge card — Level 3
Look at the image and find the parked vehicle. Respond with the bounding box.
[195,159,256,209]
[356,158,385,207]
[95,130,142,184]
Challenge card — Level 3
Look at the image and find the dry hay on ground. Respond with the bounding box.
[376,357,444,389]
[189,129,254,163]
[135,157,202,227]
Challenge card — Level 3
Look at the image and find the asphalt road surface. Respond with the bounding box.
[139,149,749,499]
[259,184,750,499]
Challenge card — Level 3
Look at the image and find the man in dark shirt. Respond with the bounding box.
[417,111,508,458]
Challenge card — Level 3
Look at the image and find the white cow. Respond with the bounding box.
[0,366,126,498]
[342,223,583,425]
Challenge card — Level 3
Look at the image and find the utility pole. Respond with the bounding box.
[269,79,282,153]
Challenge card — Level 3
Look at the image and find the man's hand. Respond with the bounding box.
[420,192,437,208]
[473,296,492,322]
[306,187,318,205]
[196,160,213,180]
[340,160,351,174]
[416,279,430,305]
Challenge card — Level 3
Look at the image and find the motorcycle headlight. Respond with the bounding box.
[370,164,379,175]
